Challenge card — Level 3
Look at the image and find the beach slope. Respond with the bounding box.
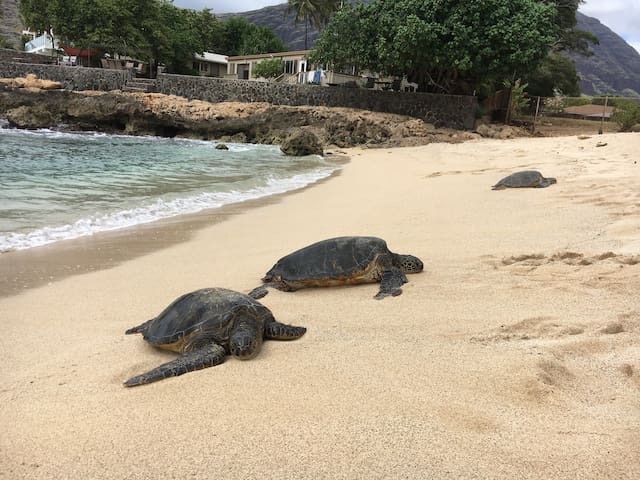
[1,133,639,479]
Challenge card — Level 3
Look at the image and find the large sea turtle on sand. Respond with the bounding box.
[492,170,556,190]
[123,288,306,387]
[248,236,424,300]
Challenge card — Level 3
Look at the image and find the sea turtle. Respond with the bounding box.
[492,170,557,190]
[123,288,306,387]
[248,236,423,300]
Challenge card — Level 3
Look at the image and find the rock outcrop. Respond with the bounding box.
[0,83,479,148]
[280,129,323,156]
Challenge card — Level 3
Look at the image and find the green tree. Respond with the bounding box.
[219,17,286,56]
[18,0,225,74]
[525,54,581,97]
[312,0,557,95]
[542,0,599,55]
[19,0,61,44]
[253,58,284,79]
[285,0,341,50]
[611,100,640,132]
[525,1,598,96]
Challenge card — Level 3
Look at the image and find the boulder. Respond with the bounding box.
[280,129,323,156]
[6,105,57,129]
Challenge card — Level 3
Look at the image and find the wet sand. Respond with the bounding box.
[1,133,639,479]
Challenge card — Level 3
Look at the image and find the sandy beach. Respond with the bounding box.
[1,132,639,479]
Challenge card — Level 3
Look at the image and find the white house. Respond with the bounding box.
[23,32,58,57]
[193,52,228,77]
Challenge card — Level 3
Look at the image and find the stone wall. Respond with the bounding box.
[0,58,477,129]
[156,74,476,130]
[0,59,131,90]
[0,48,53,64]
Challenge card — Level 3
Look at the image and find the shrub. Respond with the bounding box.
[611,100,640,132]
[253,58,284,79]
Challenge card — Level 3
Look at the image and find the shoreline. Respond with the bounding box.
[1,133,638,479]
[0,152,347,298]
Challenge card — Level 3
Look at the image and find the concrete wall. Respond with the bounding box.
[156,74,476,130]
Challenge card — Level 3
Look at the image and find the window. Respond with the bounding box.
[284,60,297,74]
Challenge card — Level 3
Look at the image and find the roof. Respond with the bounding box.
[562,104,615,118]
[227,50,312,62]
[194,52,228,65]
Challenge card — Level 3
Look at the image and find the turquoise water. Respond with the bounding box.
[0,126,340,252]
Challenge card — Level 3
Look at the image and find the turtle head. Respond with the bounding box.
[230,325,262,360]
[395,254,424,274]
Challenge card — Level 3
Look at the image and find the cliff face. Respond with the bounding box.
[0,0,21,48]
[568,12,640,97]
[219,4,321,52]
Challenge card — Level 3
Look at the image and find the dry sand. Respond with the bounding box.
[1,133,639,479]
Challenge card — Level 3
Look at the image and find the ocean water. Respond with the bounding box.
[0,126,340,252]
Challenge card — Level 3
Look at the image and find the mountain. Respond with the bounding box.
[218,4,321,51]
[569,12,640,97]
[0,0,21,48]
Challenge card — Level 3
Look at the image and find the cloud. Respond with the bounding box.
[172,1,283,14]
[580,0,640,54]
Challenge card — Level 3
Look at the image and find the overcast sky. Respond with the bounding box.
[172,0,640,54]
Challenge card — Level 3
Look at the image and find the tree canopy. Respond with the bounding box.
[18,0,285,73]
[285,0,342,49]
[253,58,284,79]
[311,0,558,95]
[219,17,287,56]
[524,0,598,96]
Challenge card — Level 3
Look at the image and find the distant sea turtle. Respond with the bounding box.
[492,170,557,190]
[123,288,306,387]
[249,236,424,300]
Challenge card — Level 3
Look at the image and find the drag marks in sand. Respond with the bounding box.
[482,251,640,294]
[471,249,640,409]
[471,311,640,406]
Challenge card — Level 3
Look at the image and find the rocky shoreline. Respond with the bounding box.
[0,78,496,149]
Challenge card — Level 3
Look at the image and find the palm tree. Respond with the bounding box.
[285,0,342,50]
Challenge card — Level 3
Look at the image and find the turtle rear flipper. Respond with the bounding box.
[375,267,408,300]
[538,177,556,188]
[265,321,307,340]
[123,344,226,387]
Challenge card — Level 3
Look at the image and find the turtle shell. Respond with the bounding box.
[140,288,272,349]
[494,170,545,188]
[264,236,391,283]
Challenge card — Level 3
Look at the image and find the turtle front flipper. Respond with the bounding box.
[123,344,226,387]
[248,280,292,299]
[248,284,270,299]
[124,318,155,335]
[265,321,307,340]
[375,267,408,300]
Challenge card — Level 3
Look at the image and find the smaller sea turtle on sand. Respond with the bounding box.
[123,288,306,387]
[492,170,556,190]
[249,236,423,300]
